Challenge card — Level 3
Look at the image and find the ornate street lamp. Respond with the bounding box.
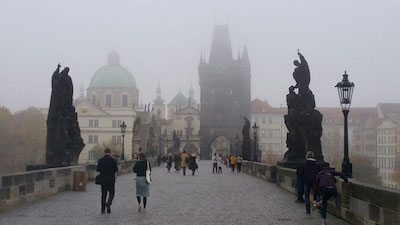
[120,121,127,160]
[252,122,259,162]
[335,71,355,178]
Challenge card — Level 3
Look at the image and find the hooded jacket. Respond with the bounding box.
[298,158,321,186]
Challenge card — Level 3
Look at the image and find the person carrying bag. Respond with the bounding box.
[133,153,151,212]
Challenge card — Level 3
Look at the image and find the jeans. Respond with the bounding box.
[101,183,115,208]
[296,176,304,201]
[320,187,337,219]
[213,163,218,173]
[304,184,313,214]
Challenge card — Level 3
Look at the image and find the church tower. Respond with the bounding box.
[198,25,251,159]
[153,82,165,119]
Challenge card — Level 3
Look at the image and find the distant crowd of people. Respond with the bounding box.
[211,153,243,174]
[295,151,352,225]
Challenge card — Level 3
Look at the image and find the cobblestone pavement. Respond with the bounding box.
[0,161,349,225]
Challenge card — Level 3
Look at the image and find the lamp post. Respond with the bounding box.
[252,122,259,162]
[120,121,127,160]
[335,71,355,178]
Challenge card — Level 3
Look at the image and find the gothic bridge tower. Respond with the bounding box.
[199,25,251,159]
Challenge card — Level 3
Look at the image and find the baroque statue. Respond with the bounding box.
[46,64,85,166]
[241,117,251,160]
[278,52,327,169]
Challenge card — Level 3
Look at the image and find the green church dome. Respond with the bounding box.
[168,91,188,106]
[89,50,137,89]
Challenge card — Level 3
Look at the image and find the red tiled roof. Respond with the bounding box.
[251,98,286,114]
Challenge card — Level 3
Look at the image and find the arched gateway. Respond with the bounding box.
[198,25,251,159]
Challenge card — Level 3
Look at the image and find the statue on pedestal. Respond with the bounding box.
[278,52,327,169]
[241,117,251,160]
[46,64,85,166]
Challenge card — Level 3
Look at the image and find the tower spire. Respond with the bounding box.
[241,45,250,65]
[209,25,233,65]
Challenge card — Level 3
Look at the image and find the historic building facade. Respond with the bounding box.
[199,25,251,159]
[74,50,138,162]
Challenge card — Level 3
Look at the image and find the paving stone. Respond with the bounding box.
[0,161,349,225]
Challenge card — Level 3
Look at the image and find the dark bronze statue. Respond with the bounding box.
[278,52,327,169]
[241,117,251,160]
[46,64,85,166]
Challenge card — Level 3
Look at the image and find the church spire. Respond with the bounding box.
[241,45,250,65]
[154,81,164,105]
[209,25,233,65]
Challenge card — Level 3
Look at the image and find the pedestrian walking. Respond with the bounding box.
[295,160,305,203]
[236,155,243,173]
[230,155,236,172]
[180,151,189,176]
[174,153,181,172]
[133,153,151,213]
[212,153,219,173]
[218,154,223,173]
[313,169,352,225]
[96,148,118,214]
[298,151,321,215]
[166,153,173,172]
[225,154,229,168]
[188,152,199,175]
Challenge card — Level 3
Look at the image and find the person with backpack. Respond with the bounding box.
[313,169,352,225]
[298,151,321,215]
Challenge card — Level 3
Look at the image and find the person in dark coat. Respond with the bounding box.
[133,153,151,212]
[295,160,305,203]
[298,151,322,215]
[166,153,173,172]
[313,169,351,225]
[96,148,118,214]
[188,152,198,175]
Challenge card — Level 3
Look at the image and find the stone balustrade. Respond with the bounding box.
[0,158,156,213]
[242,161,400,225]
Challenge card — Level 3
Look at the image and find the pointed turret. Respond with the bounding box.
[241,45,250,65]
[209,25,233,65]
[108,49,120,65]
[154,81,164,105]
[78,83,85,101]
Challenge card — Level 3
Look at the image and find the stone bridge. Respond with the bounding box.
[0,160,350,225]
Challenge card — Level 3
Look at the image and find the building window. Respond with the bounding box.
[105,94,112,107]
[122,95,128,107]
[261,129,266,138]
[112,120,117,128]
[88,135,93,143]
[94,120,99,128]
[268,130,273,138]
[93,135,98,143]
[262,117,266,124]
[112,135,122,143]
[89,120,93,127]
[91,95,96,105]
[89,150,96,160]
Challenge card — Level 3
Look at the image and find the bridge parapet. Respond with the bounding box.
[0,158,156,213]
[242,161,400,225]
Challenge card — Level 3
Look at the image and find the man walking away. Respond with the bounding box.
[212,153,218,173]
[298,151,321,215]
[236,155,243,173]
[97,148,118,214]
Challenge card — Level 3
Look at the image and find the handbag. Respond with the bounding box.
[95,175,101,185]
[145,161,151,184]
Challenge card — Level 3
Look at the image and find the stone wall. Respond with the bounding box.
[0,158,156,213]
[86,158,157,181]
[242,161,400,225]
[0,165,85,212]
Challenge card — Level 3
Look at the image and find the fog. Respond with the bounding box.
[0,0,399,111]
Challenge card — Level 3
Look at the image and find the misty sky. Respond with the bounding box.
[0,0,399,112]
